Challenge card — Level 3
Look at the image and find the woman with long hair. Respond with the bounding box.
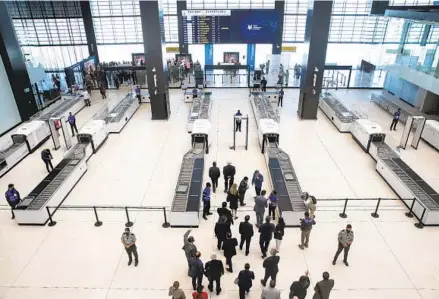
[227,183,239,219]
[274,217,285,252]
[192,285,208,299]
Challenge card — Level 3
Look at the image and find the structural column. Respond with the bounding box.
[272,0,285,55]
[177,0,188,54]
[140,0,171,120]
[0,1,38,122]
[80,1,99,62]
[297,1,333,120]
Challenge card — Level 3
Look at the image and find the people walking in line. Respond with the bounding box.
[268,190,278,220]
[189,252,204,290]
[227,183,239,219]
[261,279,281,299]
[5,183,20,219]
[222,232,238,273]
[169,281,186,299]
[202,182,212,220]
[121,227,138,267]
[237,263,255,299]
[238,176,249,206]
[239,215,254,256]
[205,253,224,295]
[289,271,311,299]
[302,192,317,219]
[235,110,243,132]
[299,212,315,250]
[208,162,220,193]
[312,272,334,299]
[278,88,284,107]
[333,224,354,266]
[261,248,280,286]
[183,229,197,275]
[259,216,275,258]
[217,201,234,224]
[254,190,268,227]
[192,285,208,299]
[67,112,78,137]
[223,162,236,193]
[215,216,231,250]
[252,170,264,195]
[390,108,401,131]
[274,217,285,252]
[41,148,54,172]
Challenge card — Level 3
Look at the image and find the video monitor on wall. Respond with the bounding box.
[132,53,145,66]
[223,52,239,63]
[83,58,96,73]
[181,9,281,44]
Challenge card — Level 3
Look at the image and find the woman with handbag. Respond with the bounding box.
[274,217,285,252]
[227,184,239,220]
[236,263,255,299]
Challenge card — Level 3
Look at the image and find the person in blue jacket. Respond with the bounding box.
[252,170,264,196]
[67,112,78,137]
[202,182,212,220]
[5,183,20,219]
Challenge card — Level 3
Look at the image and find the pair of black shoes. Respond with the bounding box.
[208,287,221,295]
[239,246,249,256]
[128,260,138,267]
[332,260,349,266]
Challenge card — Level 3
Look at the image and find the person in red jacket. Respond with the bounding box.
[192,285,208,299]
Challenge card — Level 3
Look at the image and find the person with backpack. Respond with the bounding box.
[227,183,239,220]
[298,212,316,250]
[268,190,278,221]
[238,176,249,206]
[301,192,317,219]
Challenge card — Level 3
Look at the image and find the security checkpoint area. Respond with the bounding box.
[3,1,439,299]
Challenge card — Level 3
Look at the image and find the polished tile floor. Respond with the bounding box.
[0,88,439,299]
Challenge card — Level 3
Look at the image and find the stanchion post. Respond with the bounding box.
[162,207,170,228]
[371,198,381,218]
[414,207,426,229]
[405,198,416,218]
[339,198,348,218]
[125,206,133,227]
[93,206,103,227]
[46,206,57,227]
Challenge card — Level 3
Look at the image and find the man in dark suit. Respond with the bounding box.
[217,201,233,225]
[260,248,280,286]
[312,271,334,299]
[239,215,254,256]
[205,252,225,295]
[223,162,236,193]
[215,216,231,250]
[258,216,275,258]
[209,161,221,193]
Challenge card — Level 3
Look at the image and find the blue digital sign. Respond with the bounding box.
[231,10,280,43]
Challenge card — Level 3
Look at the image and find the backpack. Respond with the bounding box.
[310,196,317,204]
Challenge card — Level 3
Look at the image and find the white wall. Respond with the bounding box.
[213,44,247,64]
[98,44,145,63]
[0,55,21,135]
[188,44,205,66]
[255,44,272,68]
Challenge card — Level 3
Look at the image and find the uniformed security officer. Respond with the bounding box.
[235,110,243,132]
[333,224,354,267]
[121,227,139,267]
[5,183,20,219]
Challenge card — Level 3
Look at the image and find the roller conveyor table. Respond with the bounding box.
[252,95,279,122]
[187,93,212,132]
[319,95,358,132]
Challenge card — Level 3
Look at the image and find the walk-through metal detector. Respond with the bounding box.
[48,117,73,151]
[231,114,249,150]
[399,115,426,150]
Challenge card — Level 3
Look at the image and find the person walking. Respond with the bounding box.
[261,77,267,92]
[67,112,78,137]
[274,217,285,252]
[189,252,204,291]
[237,263,255,299]
[235,110,243,132]
[260,248,280,286]
[183,229,197,275]
[169,281,186,299]
[99,84,107,99]
[227,183,239,220]
[301,192,317,219]
[299,212,315,250]
[312,272,334,299]
[278,88,284,107]
[5,183,20,219]
[252,170,264,195]
[215,216,231,250]
[289,271,311,299]
[205,253,224,295]
[192,286,208,299]
[390,108,401,131]
[254,190,268,227]
[217,201,233,225]
[223,162,236,193]
[239,215,254,256]
[135,85,142,104]
[268,190,278,220]
[41,148,54,172]
[238,176,249,206]
[261,280,281,299]
[208,162,220,193]
[332,224,354,266]
[121,227,138,267]
[222,231,238,273]
[202,182,212,220]
[259,216,275,258]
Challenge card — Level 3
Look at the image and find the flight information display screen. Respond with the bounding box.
[181,9,280,44]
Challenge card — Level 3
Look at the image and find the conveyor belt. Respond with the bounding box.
[24,143,88,210]
[373,141,399,160]
[199,94,211,120]
[172,142,205,212]
[267,142,305,212]
[105,95,137,123]
[253,95,279,122]
[35,96,83,121]
[381,158,439,210]
[0,142,24,162]
[320,95,358,122]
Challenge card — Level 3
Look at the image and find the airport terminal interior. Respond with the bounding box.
[2,1,439,299]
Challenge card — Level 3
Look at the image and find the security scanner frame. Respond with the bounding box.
[170,119,210,227]
[187,92,212,133]
[231,114,249,150]
[319,93,358,133]
[399,116,426,150]
[350,119,386,153]
[48,116,73,151]
[421,120,439,151]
